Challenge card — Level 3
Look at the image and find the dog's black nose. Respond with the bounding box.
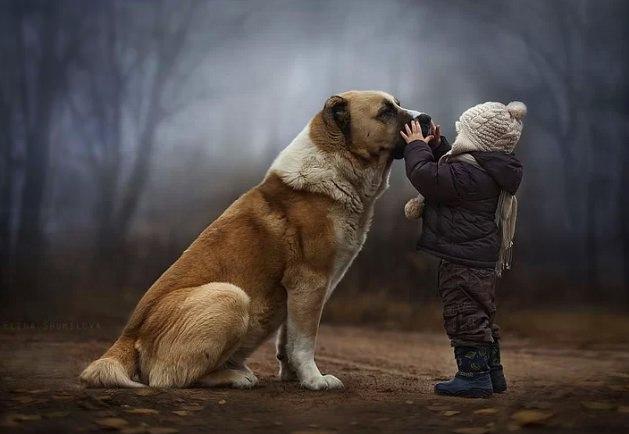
[416,113,431,122]
[416,113,432,137]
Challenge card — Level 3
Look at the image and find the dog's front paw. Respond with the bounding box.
[300,374,344,391]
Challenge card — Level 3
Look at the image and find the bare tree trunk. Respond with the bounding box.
[65,1,198,288]
[112,1,195,248]
[14,4,60,288]
[93,2,124,266]
[0,13,16,273]
[9,2,84,292]
[0,108,14,287]
[620,160,629,294]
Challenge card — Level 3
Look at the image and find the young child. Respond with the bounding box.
[400,101,526,398]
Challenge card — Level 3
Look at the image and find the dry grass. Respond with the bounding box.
[498,309,629,347]
[323,292,443,331]
[323,293,629,348]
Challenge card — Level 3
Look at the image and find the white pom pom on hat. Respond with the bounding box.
[506,101,527,120]
[404,196,425,220]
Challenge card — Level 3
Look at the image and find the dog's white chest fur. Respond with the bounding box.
[325,204,375,301]
[268,123,390,302]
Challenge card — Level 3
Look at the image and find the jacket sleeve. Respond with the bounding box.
[431,135,451,160]
[403,140,459,203]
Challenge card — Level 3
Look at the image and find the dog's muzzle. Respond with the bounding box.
[405,109,432,135]
[393,109,431,160]
[406,109,422,119]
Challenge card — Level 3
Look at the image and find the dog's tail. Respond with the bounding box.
[80,335,145,388]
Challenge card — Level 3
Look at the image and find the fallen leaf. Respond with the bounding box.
[79,400,102,410]
[134,389,160,397]
[474,408,499,415]
[27,389,49,394]
[0,419,19,428]
[121,427,148,434]
[581,380,604,387]
[171,410,189,416]
[427,405,451,411]
[453,428,490,434]
[608,385,629,392]
[618,406,629,413]
[44,411,71,418]
[511,410,554,426]
[14,414,42,422]
[125,408,159,415]
[147,428,179,434]
[609,372,629,379]
[179,404,202,412]
[95,410,116,418]
[581,401,617,411]
[443,410,460,416]
[1,413,42,426]
[557,421,577,430]
[291,431,336,434]
[10,389,28,394]
[95,417,130,430]
[12,396,36,404]
[405,400,414,404]
[522,401,552,409]
[217,399,226,405]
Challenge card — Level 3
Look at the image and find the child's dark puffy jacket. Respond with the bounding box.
[404,139,523,268]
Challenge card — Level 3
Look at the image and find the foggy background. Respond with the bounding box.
[1,0,628,326]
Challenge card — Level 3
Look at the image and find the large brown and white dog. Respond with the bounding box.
[80,90,421,390]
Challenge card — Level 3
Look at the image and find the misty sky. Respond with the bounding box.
[3,0,628,303]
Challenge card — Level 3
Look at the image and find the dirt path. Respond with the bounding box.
[1,325,628,433]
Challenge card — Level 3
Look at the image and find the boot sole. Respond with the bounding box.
[435,387,492,398]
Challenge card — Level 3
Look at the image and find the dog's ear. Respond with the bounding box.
[323,95,350,136]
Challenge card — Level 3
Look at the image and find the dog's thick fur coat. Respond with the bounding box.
[80,91,415,390]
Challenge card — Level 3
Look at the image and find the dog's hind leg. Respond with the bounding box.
[276,322,298,381]
[198,364,258,389]
[138,283,250,388]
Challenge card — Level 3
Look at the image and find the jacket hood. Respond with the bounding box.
[471,151,522,195]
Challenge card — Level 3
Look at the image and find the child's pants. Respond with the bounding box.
[438,260,500,346]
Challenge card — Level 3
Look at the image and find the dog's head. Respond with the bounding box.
[311,90,425,161]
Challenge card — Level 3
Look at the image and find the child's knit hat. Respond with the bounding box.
[453,101,527,155]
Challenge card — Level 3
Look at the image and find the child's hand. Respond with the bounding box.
[428,122,442,149]
[400,120,434,144]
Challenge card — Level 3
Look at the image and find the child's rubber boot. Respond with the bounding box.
[489,341,507,393]
[435,346,493,398]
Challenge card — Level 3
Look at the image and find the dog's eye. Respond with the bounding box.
[378,104,396,120]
